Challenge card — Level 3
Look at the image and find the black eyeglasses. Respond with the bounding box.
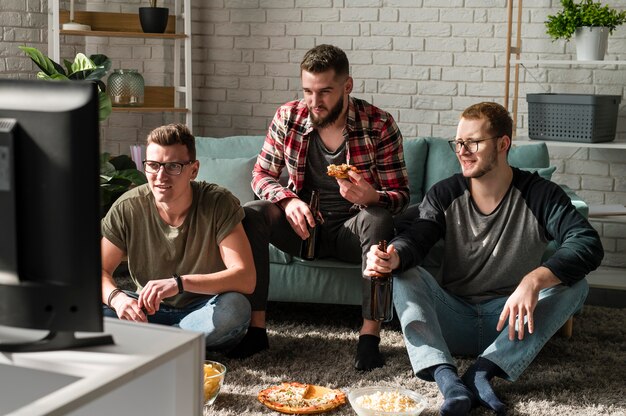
[143,160,195,176]
[447,136,501,154]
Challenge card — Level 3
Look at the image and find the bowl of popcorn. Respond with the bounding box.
[203,360,226,407]
[348,386,428,416]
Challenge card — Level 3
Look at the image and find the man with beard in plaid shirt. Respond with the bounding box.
[233,45,410,370]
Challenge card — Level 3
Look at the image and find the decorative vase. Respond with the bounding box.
[138,7,169,34]
[575,26,609,61]
[107,69,144,107]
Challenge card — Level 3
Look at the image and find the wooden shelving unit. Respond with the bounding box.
[48,1,193,128]
[503,0,624,147]
[504,2,626,278]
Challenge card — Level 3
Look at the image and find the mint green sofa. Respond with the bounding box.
[194,136,588,306]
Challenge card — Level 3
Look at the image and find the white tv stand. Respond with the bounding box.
[0,318,204,415]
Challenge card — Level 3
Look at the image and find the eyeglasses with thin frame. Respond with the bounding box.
[143,160,195,176]
[447,136,501,154]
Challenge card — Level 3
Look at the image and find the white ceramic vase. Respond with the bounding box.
[575,26,609,61]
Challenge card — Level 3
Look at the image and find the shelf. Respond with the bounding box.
[514,136,626,149]
[60,11,183,38]
[50,1,194,129]
[513,59,626,66]
[588,204,626,217]
[60,29,185,39]
[587,267,626,291]
[111,86,188,113]
[589,215,626,224]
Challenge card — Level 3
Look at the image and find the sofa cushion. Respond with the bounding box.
[196,156,256,203]
[508,142,550,168]
[519,165,557,180]
[195,136,264,159]
[403,137,429,204]
[269,244,292,264]
[423,138,461,194]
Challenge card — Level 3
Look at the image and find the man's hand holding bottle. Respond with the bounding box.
[365,243,400,277]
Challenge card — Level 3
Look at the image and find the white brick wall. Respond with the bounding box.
[1,0,625,267]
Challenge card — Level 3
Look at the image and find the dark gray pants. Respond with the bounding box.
[242,200,396,319]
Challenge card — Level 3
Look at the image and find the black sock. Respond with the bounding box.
[354,334,384,371]
[461,357,507,415]
[226,327,269,359]
[432,364,474,416]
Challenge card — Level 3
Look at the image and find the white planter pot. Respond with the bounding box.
[575,26,609,61]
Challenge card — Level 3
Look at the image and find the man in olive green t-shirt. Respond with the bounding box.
[101,123,257,350]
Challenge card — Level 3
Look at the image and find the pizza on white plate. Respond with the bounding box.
[258,382,346,414]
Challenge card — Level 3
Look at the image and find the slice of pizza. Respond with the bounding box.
[327,163,359,179]
[258,382,346,414]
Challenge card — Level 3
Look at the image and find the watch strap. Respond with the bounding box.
[173,273,184,294]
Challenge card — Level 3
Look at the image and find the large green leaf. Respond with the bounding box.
[115,169,148,186]
[19,45,65,76]
[67,53,99,80]
[36,72,69,81]
[101,155,147,186]
[101,179,134,193]
[108,154,138,171]
[70,53,97,74]
[99,92,112,122]
[87,67,109,81]
[90,54,112,72]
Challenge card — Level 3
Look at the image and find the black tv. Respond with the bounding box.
[0,79,113,352]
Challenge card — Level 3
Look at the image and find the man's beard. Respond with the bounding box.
[310,95,344,129]
[463,144,498,178]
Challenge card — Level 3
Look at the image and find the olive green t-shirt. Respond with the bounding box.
[101,181,245,308]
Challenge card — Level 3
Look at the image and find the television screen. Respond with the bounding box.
[0,79,113,352]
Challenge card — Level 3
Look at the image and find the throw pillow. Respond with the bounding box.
[196,156,256,203]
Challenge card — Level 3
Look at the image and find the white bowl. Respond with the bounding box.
[348,386,428,416]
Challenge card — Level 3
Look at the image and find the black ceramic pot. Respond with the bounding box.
[138,7,169,34]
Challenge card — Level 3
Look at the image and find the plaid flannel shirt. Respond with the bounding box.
[251,96,409,214]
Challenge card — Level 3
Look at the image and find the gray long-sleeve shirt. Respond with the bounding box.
[393,168,604,303]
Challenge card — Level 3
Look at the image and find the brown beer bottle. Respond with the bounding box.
[370,240,393,322]
[300,189,320,260]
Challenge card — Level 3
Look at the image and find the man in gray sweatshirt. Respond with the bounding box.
[365,102,603,415]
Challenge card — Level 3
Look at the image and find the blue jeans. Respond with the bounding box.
[103,291,251,350]
[394,267,588,381]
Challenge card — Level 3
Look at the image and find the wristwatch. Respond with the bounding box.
[172,273,184,294]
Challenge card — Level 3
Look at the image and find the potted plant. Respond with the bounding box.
[19,46,112,121]
[100,153,147,217]
[545,0,626,60]
[20,46,147,215]
[139,0,170,34]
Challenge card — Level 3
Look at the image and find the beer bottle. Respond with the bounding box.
[370,240,393,322]
[300,189,320,260]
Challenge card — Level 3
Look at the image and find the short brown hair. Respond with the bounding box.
[300,44,349,79]
[146,123,196,160]
[461,102,513,139]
